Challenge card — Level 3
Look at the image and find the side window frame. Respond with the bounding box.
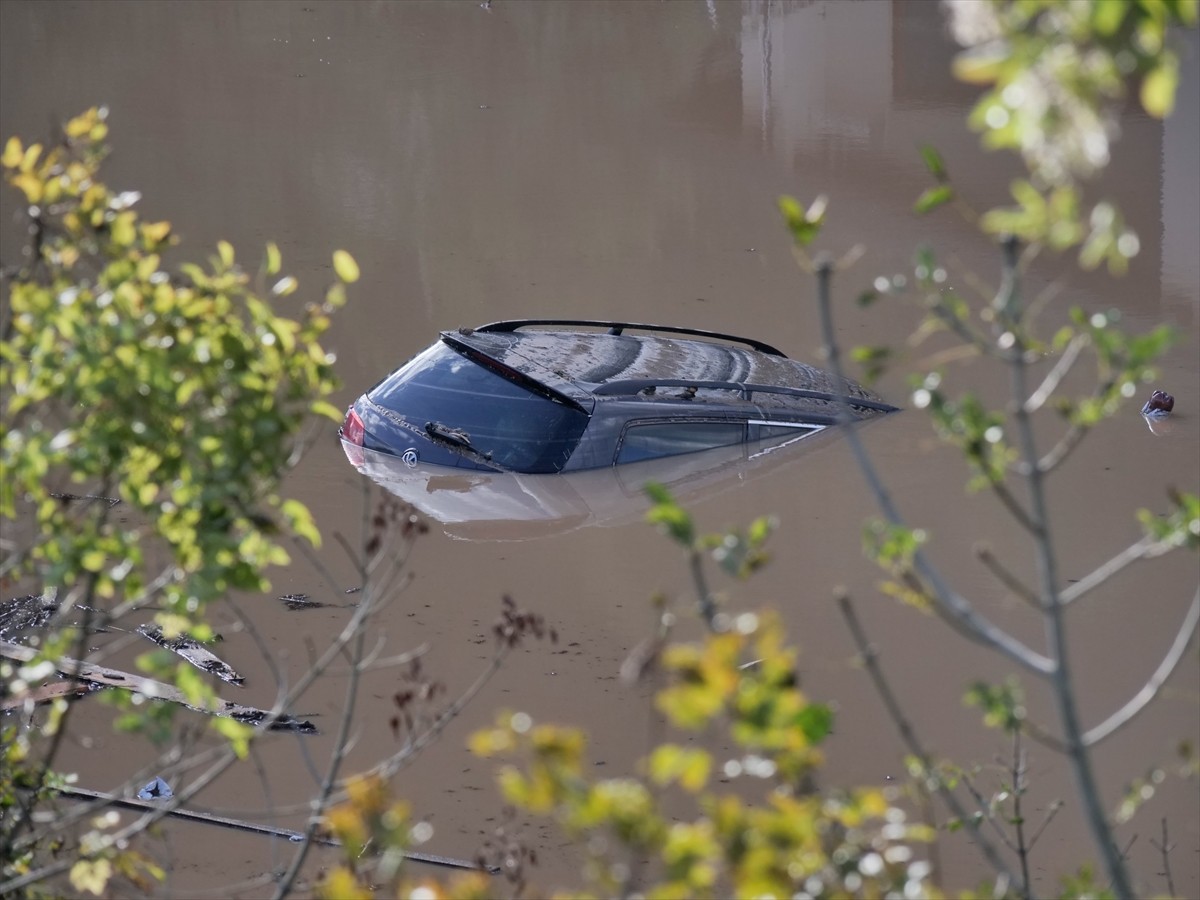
[614,417,747,465]
[747,419,827,457]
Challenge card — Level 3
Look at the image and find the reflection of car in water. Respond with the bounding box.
[343,424,855,541]
[339,319,896,475]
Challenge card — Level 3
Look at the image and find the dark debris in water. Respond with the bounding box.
[0,594,59,639]
[227,706,319,734]
[137,624,245,686]
[279,592,356,610]
[1142,389,1175,417]
[48,491,121,507]
[279,593,328,611]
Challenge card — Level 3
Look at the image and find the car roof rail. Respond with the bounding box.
[592,378,899,413]
[473,319,788,357]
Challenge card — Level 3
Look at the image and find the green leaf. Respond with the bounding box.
[914,185,954,214]
[265,241,281,276]
[919,145,948,182]
[333,249,360,284]
[795,702,834,744]
[282,498,321,548]
[778,195,827,248]
[217,240,235,268]
[212,717,254,759]
[1141,58,1178,118]
[311,399,344,422]
[645,483,694,546]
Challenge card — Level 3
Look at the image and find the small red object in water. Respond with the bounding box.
[1141,389,1174,417]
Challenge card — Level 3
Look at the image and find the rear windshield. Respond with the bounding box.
[368,342,589,473]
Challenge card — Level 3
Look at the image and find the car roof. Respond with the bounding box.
[441,319,891,414]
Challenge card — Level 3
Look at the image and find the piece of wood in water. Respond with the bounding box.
[1,679,101,710]
[0,640,316,734]
[137,623,245,686]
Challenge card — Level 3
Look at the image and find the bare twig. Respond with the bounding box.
[837,593,1021,893]
[689,548,718,630]
[999,235,1133,899]
[1148,818,1175,898]
[1024,334,1088,413]
[1082,590,1200,747]
[976,546,1040,607]
[273,480,378,897]
[1061,536,1175,607]
[810,254,1054,678]
[1027,799,1064,851]
[1009,731,1033,897]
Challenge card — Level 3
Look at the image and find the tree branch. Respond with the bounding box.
[1082,590,1200,747]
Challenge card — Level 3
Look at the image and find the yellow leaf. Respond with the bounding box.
[1,136,23,168]
[217,240,235,268]
[211,717,254,759]
[1141,59,1178,118]
[70,859,113,896]
[332,249,360,283]
[10,172,43,204]
[281,498,321,548]
[265,241,281,275]
[318,867,372,900]
[952,47,1005,86]
[141,220,172,245]
[20,142,43,173]
[65,110,96,138]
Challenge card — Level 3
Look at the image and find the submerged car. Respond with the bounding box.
[339,319,896,474]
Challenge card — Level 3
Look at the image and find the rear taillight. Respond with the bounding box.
[341,408,365,446]
[340,408,366,466]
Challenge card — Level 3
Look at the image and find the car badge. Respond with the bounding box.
[402,448,419,468]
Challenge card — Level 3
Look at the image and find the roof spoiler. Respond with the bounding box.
[473,319,788,357]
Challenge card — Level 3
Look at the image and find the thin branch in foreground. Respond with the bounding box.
[1023,333,1088,414]
[1060,536,1174,607]
[54,785,488,872]
[1148,818,1176,898]
[810,254,1054,678]
[1026,799,1064,852]
[1009,730,1033,898]
[837,593,1022,896]
[1082,590,1200,747]
[975,545,1040,608]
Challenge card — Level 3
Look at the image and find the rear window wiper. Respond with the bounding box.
[423,421,510,472]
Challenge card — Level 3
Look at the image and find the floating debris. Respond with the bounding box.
[0,594,59,639]
[279,592,328,611]
[0,679,100,710]
[137,624,245,686]
[137,777,174,800]
[48,492,121,507]
[0,640,318,735]
[1142,389,1175,418]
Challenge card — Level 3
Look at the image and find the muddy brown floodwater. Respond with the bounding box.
[2,1,1197,897]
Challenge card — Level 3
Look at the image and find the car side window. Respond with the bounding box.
[616,420,745,464]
